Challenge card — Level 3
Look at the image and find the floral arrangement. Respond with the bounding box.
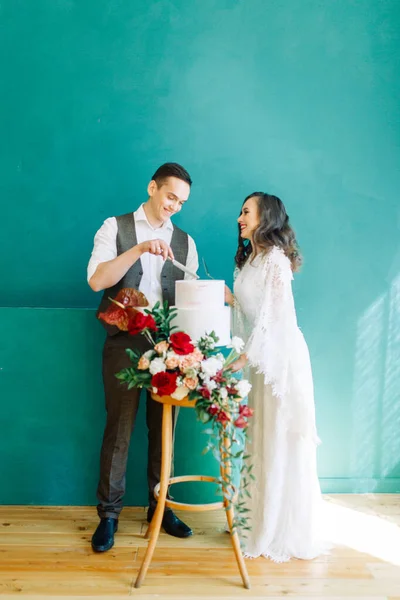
[99,288,255,532]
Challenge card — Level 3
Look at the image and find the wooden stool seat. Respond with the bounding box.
[134,394,250,590]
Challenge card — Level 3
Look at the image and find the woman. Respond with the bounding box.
[225,192,324,562]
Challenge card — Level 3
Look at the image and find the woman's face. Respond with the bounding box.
[237,196,260,240]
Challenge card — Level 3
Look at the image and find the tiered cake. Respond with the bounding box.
[171,280,231,346]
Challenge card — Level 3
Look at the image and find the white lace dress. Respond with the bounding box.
[233,246,324,562]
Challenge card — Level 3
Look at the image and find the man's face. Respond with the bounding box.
[147,177,190,224]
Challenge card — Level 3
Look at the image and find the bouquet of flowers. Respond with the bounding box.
[99,288,255,531]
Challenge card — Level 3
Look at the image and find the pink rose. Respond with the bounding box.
[234,415,248,429]
[154,341,169,355]
[239,405,254,417]
[138,356,150,370]
[190,359,201,369]
[191,348,204,362]
[183,376,198,391]
[165,354,179,370]
[179,355,196,372]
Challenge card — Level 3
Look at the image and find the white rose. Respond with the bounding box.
[236,379,252,398]
[228,336,245,354]
[144,349,156,360]
[171,385,190,401]
[219,387,228,400]
[149,357,166,375]
[203,377,217,391]
[201,357,224,378]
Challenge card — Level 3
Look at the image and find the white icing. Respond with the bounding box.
[175,280,225,308]
[172,280,230,346]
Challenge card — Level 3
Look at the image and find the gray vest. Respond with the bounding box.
[97,212,189,336]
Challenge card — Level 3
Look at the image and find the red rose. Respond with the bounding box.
[128,312,147,335]
[169,332,195,355]
[151,371,178,397]
[144,314,157,332]
[234,415,248,429]
[213,370,226,384]
[239,405,254,417]
[217,411,229,423]
[199,387,211,400]
[226,386,238,395]
[128,312,157,336]
[207,404,219,416]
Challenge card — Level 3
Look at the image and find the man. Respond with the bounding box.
[88,163,198,552]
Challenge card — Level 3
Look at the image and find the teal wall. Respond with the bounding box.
[1,0,399,504]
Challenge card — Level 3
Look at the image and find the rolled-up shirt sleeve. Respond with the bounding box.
[87,217,118,282]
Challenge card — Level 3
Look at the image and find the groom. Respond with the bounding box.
[87,163,199,552]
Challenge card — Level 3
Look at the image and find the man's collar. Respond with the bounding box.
[134,203,173,231]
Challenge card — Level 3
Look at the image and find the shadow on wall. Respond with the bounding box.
[350,270,400,487]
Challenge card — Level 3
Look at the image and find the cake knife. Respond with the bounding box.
[167,257,199,279]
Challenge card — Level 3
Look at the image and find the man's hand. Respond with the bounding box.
[89,239,173,292]
[228,353,248,373]
[139,239,174,261]
[225,285,234,306]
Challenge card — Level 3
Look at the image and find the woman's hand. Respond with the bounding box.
[225,285,235,306]
[139,239,174,261]
[228,353,248,373]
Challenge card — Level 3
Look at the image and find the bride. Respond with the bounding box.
[225,192,325,562]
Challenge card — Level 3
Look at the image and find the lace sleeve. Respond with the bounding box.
[245,248,296,396]
[231,268,249,343]
[245,247,319,443]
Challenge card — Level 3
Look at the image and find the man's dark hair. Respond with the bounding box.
[151,162,192,187]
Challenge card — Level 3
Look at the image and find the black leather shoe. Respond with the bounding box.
[91,517,118,552]
[147,507,193,538]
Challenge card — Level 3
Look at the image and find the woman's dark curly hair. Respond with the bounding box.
[235,192,302,272]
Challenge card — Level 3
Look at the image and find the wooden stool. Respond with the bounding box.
[134,393,250,589]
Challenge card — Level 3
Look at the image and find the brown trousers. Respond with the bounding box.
[96,334,177,519]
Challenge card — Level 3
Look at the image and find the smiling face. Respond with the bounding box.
[237,195,260,240]
[146,176,190,226]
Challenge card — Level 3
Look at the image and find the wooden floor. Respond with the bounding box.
[0,495,400,599]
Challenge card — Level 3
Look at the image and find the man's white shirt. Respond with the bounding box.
[87,204,198,307]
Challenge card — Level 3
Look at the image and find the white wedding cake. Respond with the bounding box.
[171,280,231,346]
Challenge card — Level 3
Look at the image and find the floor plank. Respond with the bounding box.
[0,495,399,598]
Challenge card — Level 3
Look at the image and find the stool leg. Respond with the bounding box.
[134,404,173,588]
[221,428,251,590]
